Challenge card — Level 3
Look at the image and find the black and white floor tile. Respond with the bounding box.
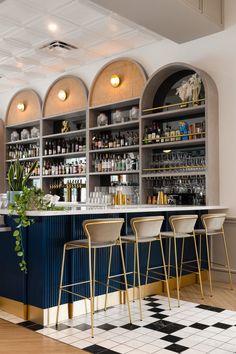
[1,295,236,353]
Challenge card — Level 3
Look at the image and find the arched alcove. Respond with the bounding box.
[140,62,219,205]
[43,75,87,117]
[141,62,216,113]
[89,58,147,107]
[5,89,42,126]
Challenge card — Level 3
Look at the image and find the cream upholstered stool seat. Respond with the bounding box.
[195,213,233,296]
[118,216,171,321]
[56,218,132,338]
[161,215,204,306]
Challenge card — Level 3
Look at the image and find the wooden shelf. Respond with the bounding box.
[43,129,86,139]
[89,170,140,175]
[6,137,40,145]
[142,171,206,178]
[42,152,86,159]
[141,105,205,121]
[42,109,86,121]
[142,138,206,149]
[89,120,139,132]
[6,119,41,129]
[6,157,39,162]
[89,145,139,154]
[43,174,86,178]
[89,97,139,111]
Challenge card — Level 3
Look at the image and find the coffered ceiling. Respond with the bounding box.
[0,0,163,92]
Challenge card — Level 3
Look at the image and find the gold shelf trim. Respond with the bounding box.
[143,98,205,113]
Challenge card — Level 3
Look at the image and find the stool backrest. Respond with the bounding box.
[131,216,164,239]
[82,218,124,244]
[201,213,226,232]
[169,215,198,234]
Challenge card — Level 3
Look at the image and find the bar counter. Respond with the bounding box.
[0,205,226,325]
[0,204,226,216]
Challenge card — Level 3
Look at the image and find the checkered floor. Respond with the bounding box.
[1,295,236,353]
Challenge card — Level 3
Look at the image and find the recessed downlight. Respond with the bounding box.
[48,23,58,32]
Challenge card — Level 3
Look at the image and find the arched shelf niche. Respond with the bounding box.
[89,58,147,107]
[5,89,42,127]
[140,62,219,204]
[43,75,87,117]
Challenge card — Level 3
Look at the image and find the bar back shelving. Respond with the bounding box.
[3,60,219,206]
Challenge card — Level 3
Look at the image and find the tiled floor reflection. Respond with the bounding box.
[1,295,236,353]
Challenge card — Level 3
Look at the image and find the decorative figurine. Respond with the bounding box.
[129,106,139,120]
[176,80,192,107]
[61,120,70,133]
[112,109,124,124]
[176,73,202,107]
[11,131,19,142]
[31,126,40,138]
[97,113,108,126]
[21,129,30,140]
[179,121,189,140]
[189,73,202,105]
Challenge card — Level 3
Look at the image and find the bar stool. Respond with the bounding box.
[56,218,132,337]
[195,213,233,296]
[116,216,171,321]
[161,215,204,307]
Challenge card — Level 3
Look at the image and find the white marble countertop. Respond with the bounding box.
[0,204,227,217]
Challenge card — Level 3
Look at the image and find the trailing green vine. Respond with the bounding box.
[8,186,63,273]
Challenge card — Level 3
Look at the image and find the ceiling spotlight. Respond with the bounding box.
[110,74,120,88]
[58,89,67,101]
[17,103,25,112]
[48,23,58,32]
[163,149,172,153]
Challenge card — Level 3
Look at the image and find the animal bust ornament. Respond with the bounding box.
[176,80,192,108]
[61,120,70,133]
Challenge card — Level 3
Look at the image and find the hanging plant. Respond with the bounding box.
[8,186,63,273]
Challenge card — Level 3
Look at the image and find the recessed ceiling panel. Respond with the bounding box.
[54,0,106,26]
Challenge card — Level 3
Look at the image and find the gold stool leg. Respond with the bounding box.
[173,236,180,307]
[119,240,132,323]
[93,249,96,313]
[179,238,185,290]
[199,235,202,270]
[88,244,94,337]
[104,246,113,311]
[205,232,213,296]
[168,238,171,279]
[145,242,152,290]
[136,242,143,321]
[56,244,67,325]
[193,233,204,299]
[160,237,171,310]
[222,229,233,290]
[133,243,137,301]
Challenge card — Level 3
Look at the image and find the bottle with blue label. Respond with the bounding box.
[179,121,189,140]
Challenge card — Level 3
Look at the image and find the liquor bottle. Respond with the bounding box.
[52,140,57,155]
[57,139,61,154]
[156,125,161,143]
[48,141,53,155]
[152,121,156,142]
[61,140,66,154]
[71,138,75,153]
[148,127,152,143]
[164,125,170,142]
[75,137,79,152]
[44,141,48,156]
[108,134,113,148]
[126,154,132,171]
